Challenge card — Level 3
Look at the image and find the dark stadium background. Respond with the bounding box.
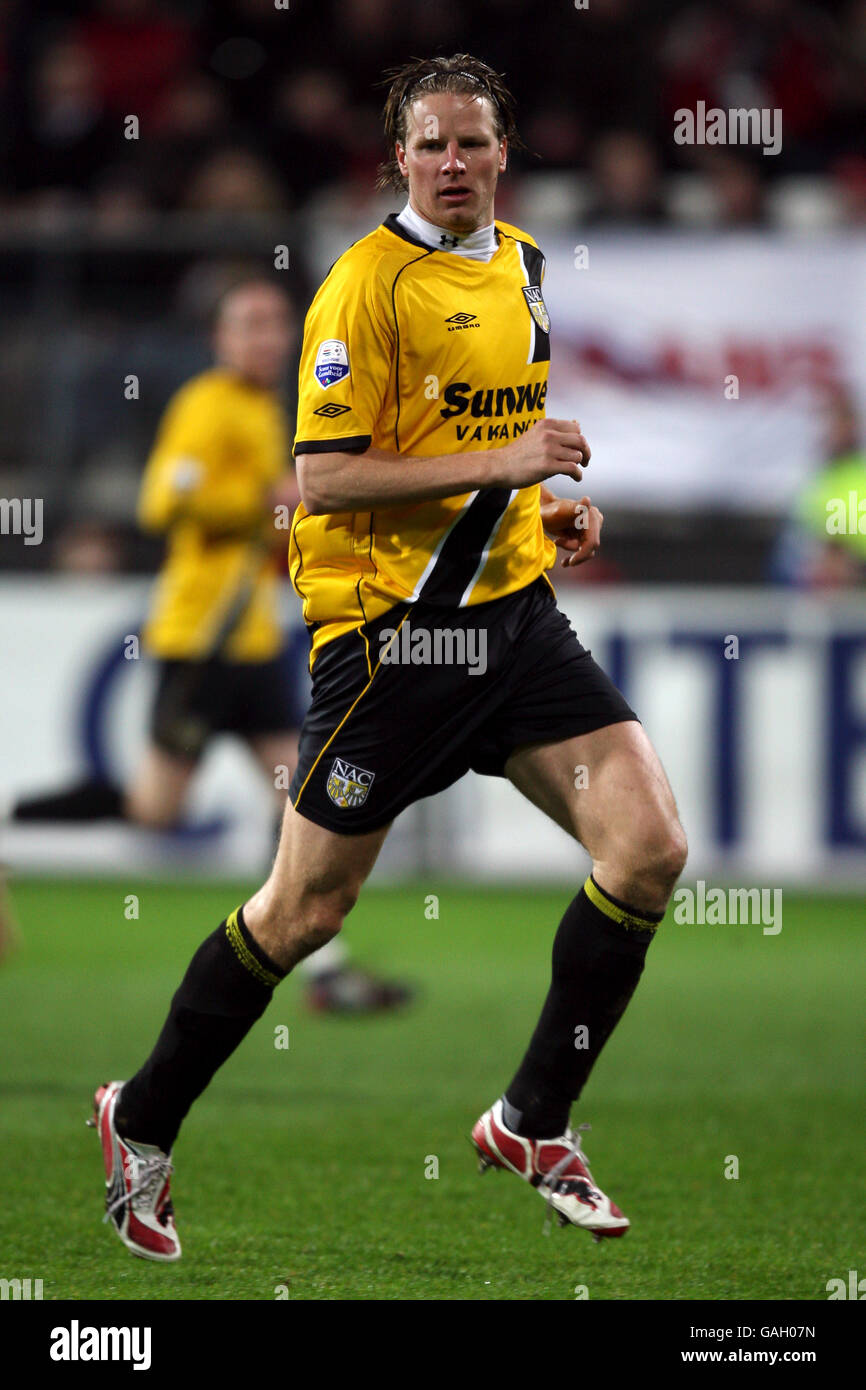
[1,0,863,582]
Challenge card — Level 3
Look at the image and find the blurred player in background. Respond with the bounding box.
[771,387,866,589]
[13,276,410,1014]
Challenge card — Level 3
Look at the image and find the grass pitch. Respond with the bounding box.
[1,878,863,1301]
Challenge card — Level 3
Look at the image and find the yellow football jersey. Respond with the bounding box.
[291,215,557,664]
[138,368,289,661]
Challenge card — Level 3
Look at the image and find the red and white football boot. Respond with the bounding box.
[471,1098,629,1240]
[88,1081,181,1262]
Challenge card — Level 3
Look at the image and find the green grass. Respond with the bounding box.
[1,878,863,1301]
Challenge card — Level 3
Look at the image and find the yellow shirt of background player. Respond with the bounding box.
[138,368,289,662]
[291,216,557,666]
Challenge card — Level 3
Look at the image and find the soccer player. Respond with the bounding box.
[15,277,298,830]
[92,54,687,1262]
[13,277,409,1013]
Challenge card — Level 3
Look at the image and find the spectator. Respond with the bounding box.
[77,0,193,118]
[4,36,121,204]
[182,146,289,215]
[269,69,354,201]
[584,130,665,225]
[660,0,845,173]
[771,389,866,588]
[705,149,768,225]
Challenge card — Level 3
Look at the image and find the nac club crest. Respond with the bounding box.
[522,285,550,334]
[327,758,375,809]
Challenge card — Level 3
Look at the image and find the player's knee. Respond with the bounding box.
[644,817,688,893]
[296,888,355,949]
[607,814,687,908]
[258,879,358,952]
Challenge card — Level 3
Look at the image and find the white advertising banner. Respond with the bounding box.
[2,578,865,886]
[539,233,866,513]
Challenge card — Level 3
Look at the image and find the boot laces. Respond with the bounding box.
[541,1122,596,1232]
[104,1150,173,1222]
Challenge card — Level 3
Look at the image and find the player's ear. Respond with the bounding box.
[499,137,508,173]
[395,142,409,178]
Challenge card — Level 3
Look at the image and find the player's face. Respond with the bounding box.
[396,91,507,234]
[214,285,294,389]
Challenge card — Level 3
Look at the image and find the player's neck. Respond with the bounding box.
[217,364,271,393]
[397,200,497,262]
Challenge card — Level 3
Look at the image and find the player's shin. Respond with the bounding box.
[503,875,663,1139]
[115,905,285,1153]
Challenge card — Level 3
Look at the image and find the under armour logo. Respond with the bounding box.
[439,233,459,248]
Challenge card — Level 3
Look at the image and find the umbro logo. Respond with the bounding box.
[445,312,479,333]
[313,402,351,418]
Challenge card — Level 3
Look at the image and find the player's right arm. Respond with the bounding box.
[294,244,588,513]
[296,419,589,513]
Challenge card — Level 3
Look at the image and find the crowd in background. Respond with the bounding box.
[0,0,864,586]
[1,0,864,229]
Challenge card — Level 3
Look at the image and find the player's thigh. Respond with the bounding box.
[124,743,198,827]
[244,797,390,949]
[505,719,685,872]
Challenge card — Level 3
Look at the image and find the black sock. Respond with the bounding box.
[14,776,124,821]
[116,905,285,1153]
[504,876,662,1138]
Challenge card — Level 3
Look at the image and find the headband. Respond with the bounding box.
[400,71,498,113]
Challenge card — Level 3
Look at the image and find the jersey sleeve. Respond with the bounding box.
[293,253,395,457]
[138,383,265,537]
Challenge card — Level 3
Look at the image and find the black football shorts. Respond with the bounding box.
[289,576,637,835]
[151,654,299,759]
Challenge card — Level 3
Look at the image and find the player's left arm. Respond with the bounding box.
[138,386,269,540]
[534,252,601,567]
[539,485,603,568]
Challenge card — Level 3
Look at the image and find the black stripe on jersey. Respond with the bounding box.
[415,487,513,607]
[383,213,429,251]
[294,435,371,456]
[390,241,435,452]
[502,234,550,365]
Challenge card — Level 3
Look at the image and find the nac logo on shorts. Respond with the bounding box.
[314,339,350,389]
[327,758,375,809]
[522,285,550,334]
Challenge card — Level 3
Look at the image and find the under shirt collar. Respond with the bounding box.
[395,200,497,262]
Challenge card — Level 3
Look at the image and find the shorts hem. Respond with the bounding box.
[477,709,640,777]
[290,794,394,836]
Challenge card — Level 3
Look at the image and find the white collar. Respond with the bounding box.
[396,200,497,262]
